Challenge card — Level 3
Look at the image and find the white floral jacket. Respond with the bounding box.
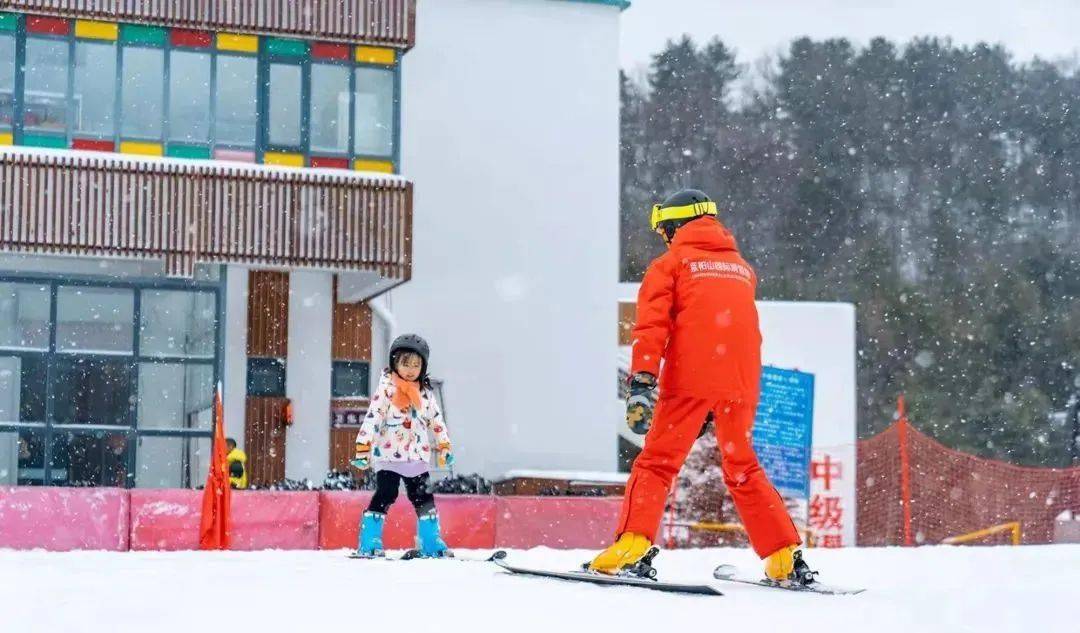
[355,371,451,467]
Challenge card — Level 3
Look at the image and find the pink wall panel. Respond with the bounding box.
[131,490,320,551]
[231,491,320,550]
[129,489,201,550]
[494,497,622,549]
[0,487,129,551]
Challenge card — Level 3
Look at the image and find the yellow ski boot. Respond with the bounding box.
[764,545,817,585]
[588,532,654,575]
[764,545,795,580]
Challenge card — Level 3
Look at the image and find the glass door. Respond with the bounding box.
[0,275,220,488]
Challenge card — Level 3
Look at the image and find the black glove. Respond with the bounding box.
[626,373,657,435]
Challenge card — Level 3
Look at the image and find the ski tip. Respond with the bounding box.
[488,550,508,561]
[712,564,737,580]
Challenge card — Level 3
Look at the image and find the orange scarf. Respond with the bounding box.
[391,373,423,412]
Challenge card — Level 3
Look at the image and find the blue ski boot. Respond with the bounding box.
[416,510,450,558]
[356,511,386,558]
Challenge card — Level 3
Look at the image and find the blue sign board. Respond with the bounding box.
[752,366,815,498]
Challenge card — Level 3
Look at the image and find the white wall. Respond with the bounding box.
[757,301,858,547]
[223,266,248,446]
[285,271,333,481]
[395,0,622,477]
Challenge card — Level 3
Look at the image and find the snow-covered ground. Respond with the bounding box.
[2,545,1076,633]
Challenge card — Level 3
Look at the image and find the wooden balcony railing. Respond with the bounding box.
[0,148,412,284]
[0,0,417,48]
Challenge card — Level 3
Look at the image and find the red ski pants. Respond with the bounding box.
[616,395,801,558]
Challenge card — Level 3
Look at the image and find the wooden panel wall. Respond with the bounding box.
[244,397,289,487]
[247,271,289,357]
[331,276,372,361]
[329,427,360,473]
[245,270,290,486]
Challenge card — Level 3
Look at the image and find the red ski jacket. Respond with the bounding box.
[630,217,762,402]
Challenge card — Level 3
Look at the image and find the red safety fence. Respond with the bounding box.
[857,418,1080,545]
[4,488,627,552]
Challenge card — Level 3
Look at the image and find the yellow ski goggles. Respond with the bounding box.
[650,200,718,231]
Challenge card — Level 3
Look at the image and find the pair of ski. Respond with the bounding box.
[492,554,862,596]
[349,548,862,596]
[348,549,509,562]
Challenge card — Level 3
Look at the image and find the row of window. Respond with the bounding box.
[247,356,370,399]
[0,13,398,169]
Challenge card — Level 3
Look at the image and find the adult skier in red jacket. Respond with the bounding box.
[591,189,815,585]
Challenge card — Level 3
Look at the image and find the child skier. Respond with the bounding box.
[352,333,454,558]
[591,189,816,585]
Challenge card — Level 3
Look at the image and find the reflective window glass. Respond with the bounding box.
[214,55,256,146]
[74,41,116,136]
[311,64,349,154]
[354,67,394,156]
[268,63,302,147]
[24,38,69,133]
[122,46,164,138]
[169,50,211,143]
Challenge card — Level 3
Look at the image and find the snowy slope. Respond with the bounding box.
[2,545,1075,633]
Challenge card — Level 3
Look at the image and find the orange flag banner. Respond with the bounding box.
[199,383,231,550]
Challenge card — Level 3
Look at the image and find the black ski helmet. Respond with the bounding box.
[389,333,430,379]
[650,188,718,240]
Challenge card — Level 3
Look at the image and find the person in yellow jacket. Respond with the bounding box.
[225,438,248,489]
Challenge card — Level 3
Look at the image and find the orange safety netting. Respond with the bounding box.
[857,419,1080,546]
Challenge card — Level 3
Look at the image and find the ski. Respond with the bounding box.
[712,564,865,595]
[400,549,507,563]
[493,558,723,596]
[348,549,507,563]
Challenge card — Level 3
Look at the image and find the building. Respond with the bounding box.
[0,0,625,488]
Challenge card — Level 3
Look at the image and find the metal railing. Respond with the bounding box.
[943,521,1023,546]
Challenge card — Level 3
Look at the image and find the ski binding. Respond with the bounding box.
[712,564,865,595]
[493,548,722,596]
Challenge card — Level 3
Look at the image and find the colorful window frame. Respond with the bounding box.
[0,12,399,173]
